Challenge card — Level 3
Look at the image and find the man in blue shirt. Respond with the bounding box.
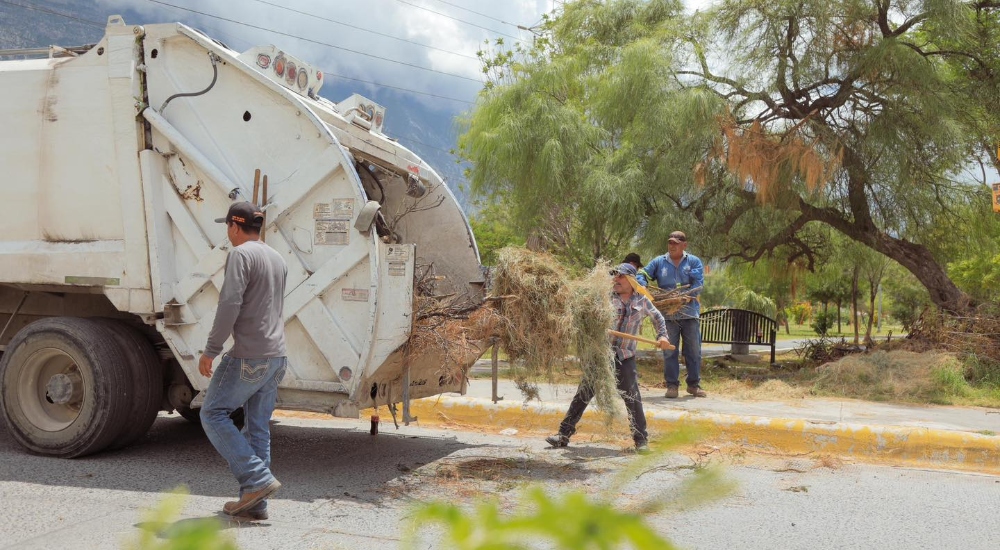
[638,231,707,398]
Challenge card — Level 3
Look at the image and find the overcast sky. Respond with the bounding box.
[83,0,716,112]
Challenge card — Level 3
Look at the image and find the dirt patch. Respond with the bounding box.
[433,457,603,484]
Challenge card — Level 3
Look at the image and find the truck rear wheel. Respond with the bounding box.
[0,317,133,458]
[95,319,163,450]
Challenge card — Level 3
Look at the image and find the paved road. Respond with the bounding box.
[1,413,998,550]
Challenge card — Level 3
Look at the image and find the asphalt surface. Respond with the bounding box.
[2,338,998,549]
[1,412,999,550]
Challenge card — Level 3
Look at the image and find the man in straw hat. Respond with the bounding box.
[638,230,707,398]
[545,262,671,453]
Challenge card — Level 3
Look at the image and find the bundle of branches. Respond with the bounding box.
[648,285,697,316]
[406,302,500,384]
[404,264,498,386]
[908,307,1000,365]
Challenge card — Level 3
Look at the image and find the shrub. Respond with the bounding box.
[963,354,1000,387]
[788,302,813,325]
[811,311,836,336]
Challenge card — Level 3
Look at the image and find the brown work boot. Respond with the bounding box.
[545,434,569,448]
[665,386,679,398]
[224,505,268,522]
[223,479,281,516]
[687,385,707,397]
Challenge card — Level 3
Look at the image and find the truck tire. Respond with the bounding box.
[94,319,164,450]
[0,317,134,458]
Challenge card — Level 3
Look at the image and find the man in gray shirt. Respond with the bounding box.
[199,201,288,521]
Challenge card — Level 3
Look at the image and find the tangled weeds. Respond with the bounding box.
[908,307,1000,357]
[407,302,500,385]
[403,259,503,387]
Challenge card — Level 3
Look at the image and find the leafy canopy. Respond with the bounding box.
[460,0,1000,314]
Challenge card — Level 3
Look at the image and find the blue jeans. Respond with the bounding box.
[201,355,287,512]
[558,356,647,444]
[662,318,701,388]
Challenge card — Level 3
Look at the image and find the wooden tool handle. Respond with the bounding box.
[607,329,676,351]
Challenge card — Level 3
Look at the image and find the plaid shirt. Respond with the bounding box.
[611,291,668,360]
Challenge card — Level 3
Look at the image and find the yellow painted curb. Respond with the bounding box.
[408,396,1000,474]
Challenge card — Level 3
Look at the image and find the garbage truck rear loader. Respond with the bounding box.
[0,17,486,457]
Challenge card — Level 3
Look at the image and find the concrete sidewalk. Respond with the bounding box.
[408,370,1000,474]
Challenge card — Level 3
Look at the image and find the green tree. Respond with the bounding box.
[468,202,525,266]
[945,191,1000,303]
[858,245,891,345]
[677,0,995,313]
[883,264,932,331]
[459,0,689,266]
[459,0,1000,312]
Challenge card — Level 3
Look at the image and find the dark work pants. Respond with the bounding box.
[557,355,648,444]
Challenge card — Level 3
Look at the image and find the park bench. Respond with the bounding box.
[699,308,777,364]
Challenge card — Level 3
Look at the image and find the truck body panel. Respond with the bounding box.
[0,17,485,440]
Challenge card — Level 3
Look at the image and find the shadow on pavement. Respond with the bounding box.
[0,414,475,507]
[545,445,625,461]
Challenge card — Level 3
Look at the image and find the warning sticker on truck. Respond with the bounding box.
[331,199,355,220]
[313,202,332,219]
[315,220,349,245]
[388,262,407,276]
[386,246,410,262]
[314,199,355,221]
[341,288,370,302]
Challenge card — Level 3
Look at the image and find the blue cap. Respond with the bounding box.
[610,263,637,277]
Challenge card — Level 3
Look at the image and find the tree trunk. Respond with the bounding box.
[800,201,971,313]
[865,283,877,346]
[836,299,842,333]
[851,266,860,346]
[872,236,969,312]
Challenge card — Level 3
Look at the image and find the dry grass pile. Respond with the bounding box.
[491,249,621,412]
[490,248,573,395]
[812,350,964,403]
[567,261,621,423]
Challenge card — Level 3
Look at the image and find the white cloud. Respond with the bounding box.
[91,0,549,108]
[87,0,714,110]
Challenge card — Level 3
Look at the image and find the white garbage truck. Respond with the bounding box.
[0,16,486,457]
